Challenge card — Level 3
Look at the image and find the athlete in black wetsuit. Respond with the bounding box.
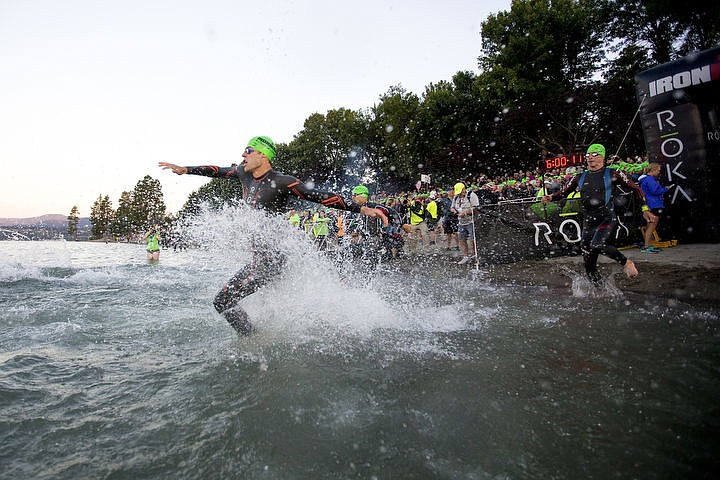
[349,185,410,258]
[542,143,656,283]
[160,135,367,335]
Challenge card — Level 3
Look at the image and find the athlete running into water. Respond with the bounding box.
[541,143,656,284]
[159,135,378,335]
[350,185,411,259]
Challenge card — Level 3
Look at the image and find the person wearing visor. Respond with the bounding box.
[541,143,656,283]
[159,135,369,335]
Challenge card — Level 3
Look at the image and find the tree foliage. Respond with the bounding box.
[175,0,718,205]
[90,195,114,239]
[276,108,371,190]
[88,176,169,240]
[67,206,79,240]
[178,172,244,218]
[603,0,720,63]
[130,175,166,230]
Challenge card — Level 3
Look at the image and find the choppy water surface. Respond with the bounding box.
[1,215,719,479]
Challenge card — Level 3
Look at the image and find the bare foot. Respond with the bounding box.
[624,259,638,278]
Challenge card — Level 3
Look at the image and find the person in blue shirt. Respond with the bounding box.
[638,163,674,253]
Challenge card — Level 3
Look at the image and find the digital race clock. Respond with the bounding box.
[542,153,585,171]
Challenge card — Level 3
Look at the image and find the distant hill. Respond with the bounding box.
[0,215,91,228]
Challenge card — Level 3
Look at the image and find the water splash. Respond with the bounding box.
[559,266,623,299]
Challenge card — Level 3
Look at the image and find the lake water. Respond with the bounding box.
[1,214,719,479]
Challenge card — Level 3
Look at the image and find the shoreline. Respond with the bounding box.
[481,243,720,304]
[3,238,718,303]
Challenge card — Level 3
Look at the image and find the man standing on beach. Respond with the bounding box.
[451,182,479,265]
[541,143,655,283]
[159,135,376,335]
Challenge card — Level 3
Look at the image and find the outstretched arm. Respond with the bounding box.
[281,175,362,213]
[159,162,188,175]
[159,162,238,178]
[360,206,389,227]
[543,176,579,204]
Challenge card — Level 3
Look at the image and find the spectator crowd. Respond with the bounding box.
[287,155,653,258]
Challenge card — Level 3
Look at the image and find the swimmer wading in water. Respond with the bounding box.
[159,135,380,335]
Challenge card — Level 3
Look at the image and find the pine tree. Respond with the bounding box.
[131,175,167,230]
[67,205,80,241]
[111,191,135,240]
[90,195,114,240]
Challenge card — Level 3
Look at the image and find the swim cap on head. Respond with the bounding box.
[586,143,606,157]
[247,135,277,160]
[352,185,369,197]
[453,182,465,195]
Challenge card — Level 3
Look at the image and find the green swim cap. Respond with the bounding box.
[352,185,369,197]
[247,135,277,160]
[587,143,606,157]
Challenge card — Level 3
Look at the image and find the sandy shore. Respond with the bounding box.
[481,243,720,304]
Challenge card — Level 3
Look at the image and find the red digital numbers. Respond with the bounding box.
[543,154,584,171]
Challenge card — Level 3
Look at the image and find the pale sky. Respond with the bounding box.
[0,0,510,218]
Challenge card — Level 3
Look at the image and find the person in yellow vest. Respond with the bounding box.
[301,210,313,235]
[559,190,582,217]
[408,195,430,251]
[145,226,161,262]
[313,210,331,250]
[425,191,440,245]
[531,180,559,219]
[288,209,301,228]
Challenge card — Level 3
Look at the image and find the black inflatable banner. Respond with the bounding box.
[635,46,720,242]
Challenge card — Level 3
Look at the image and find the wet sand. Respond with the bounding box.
[481,243,720,304]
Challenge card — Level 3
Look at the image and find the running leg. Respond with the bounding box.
[213,264,260,335]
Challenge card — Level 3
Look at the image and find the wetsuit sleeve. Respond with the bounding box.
[613,170,647,203]
[186,166,240,178]
[281,175,362,213]
[549,175,580,202]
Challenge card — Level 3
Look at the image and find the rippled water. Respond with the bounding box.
[1,215,719,479]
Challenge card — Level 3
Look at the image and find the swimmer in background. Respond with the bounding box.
[145,226,161,262]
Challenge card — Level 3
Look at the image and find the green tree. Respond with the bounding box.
[280,108,371,187]
[478,0,604,104]
[179,172,244,218]
[368,85,421,183]
[591,44,654,157]
[111,191,135,240]
[67,205,80,241]
[603,0,720,64]
[476,0,607,171]
[90,195,114,240]
[414,71,495,181]
[130,175,166,230]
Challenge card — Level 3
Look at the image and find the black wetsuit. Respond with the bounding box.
[364,202,405,252]
[186,165,361,334]
[550,167,647,282]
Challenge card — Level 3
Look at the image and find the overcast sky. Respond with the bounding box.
[0,0,510,218]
